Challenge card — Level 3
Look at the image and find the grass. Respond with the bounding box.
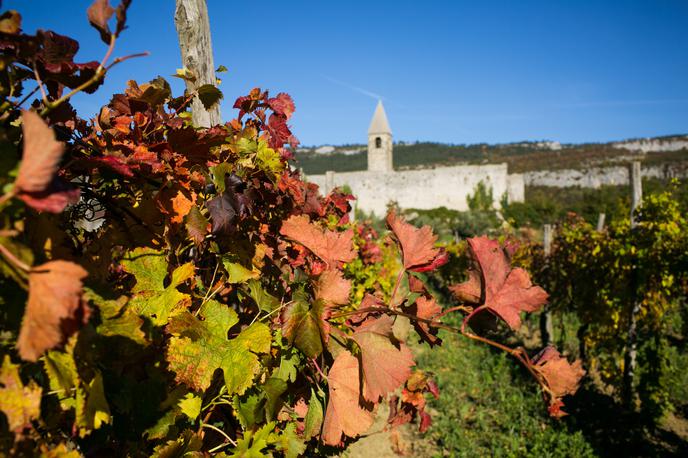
[416,330,595,458]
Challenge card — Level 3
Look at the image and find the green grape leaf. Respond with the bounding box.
[121,248,194,326]
[246,279,280,313]
[151,430,203,458]
[197,84,223,109]
[210,162,233,193]
[233,390,265,430]
[303,389,324,440]
[255,140,284,177]
[274,423,307,458]
[222,258,259,284]
[166,300,270,395]
[229,421,276,458]
[262,377,287,421]
[88,290,146,345]
[275,344,300,383]
[280,289,329,358]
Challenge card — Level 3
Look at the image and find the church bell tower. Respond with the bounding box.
[367,100,393,172]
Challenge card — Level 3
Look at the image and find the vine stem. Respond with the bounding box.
[389,267,406,307]
[434,304,473,321]
[39,35,148,117]
[329,302,552,396]
[200,423,237,448]
[0,191,14,207]
[329,306,461,333]
[0,241,30,272]
[311,357,327,380]
[460,306,550,395]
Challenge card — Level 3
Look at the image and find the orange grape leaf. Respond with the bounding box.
[351,315,415,402]
[314,269,351,307]
[156,187,195,224]
[280,215,355,267]
[17,261,89,361]
[322,351,374,446]
[531,346,585,417]
[452,236,548,330]
[0,355,42,433]
[87,0,115,44]
[386,211,446,271]
[15,110,65,194]
[14,111,78,213]
[185,205,209,244]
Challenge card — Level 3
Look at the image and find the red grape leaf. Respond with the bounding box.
[531,346,585,417]
[87,0,115,44]
[267,93,295,120]
[386,211,444,271]
[449,270,482,304]
[322,351,374,446]
[280,215,355,268]
[314,269,351,307]
[452,236,548,330]
[410,295,442,346]
[15,110,65,194]
[351,315,415,402]
[17,261,89,361]
[16,179,80,213]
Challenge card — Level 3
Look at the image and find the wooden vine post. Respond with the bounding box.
[540,224,554,346]
[174,0,221,127]
[622,161,642,406]
[596,212,606,232]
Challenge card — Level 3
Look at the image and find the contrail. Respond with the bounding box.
[322,75,383,100]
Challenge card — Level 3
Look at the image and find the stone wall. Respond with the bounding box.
[307,163,522,216]
[524,162,688,188]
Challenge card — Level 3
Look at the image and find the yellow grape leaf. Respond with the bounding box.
[75,371,111,437]
[0,355,41,433]
[121,248,194,326]
[166,300,271,395]
[178,393,202,420]
[43,338,79,411]
[222,258,259,284]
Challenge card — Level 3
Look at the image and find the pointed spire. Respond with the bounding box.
[368,100,391,135]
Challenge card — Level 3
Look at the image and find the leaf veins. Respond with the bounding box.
[17,260,89,361]
[451,236,548,330]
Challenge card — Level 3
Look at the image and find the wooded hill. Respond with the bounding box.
[293,136,688,175]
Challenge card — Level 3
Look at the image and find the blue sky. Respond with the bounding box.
[8,0,688,146]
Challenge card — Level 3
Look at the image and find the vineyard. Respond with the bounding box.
[0,2,687,458]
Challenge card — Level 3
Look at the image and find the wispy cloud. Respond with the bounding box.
[556,98,688,108]
[321,75,383,100]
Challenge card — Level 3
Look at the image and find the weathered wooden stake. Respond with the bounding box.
[629,161,642,228]
[623,161,642,407]
[174,0,221,127]
[540,224,554,347]
[596,213,606,232]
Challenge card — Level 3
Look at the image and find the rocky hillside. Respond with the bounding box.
[293,135,688,175]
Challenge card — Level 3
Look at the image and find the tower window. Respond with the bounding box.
[375,137,382,148]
